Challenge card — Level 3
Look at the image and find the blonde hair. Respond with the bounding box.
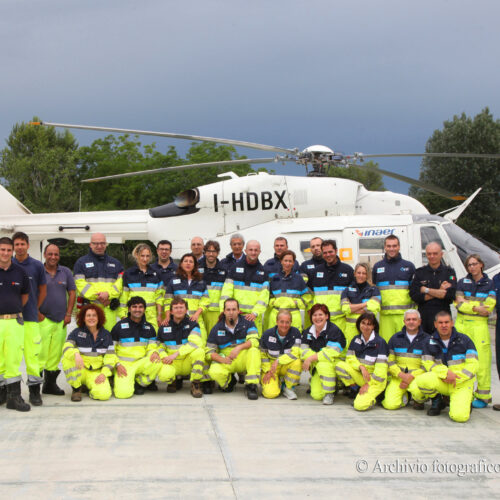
[132,243,153,264]
[354,262,372,284]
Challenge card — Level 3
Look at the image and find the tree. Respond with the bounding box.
[409,108,500,246]
[0,117,80,212]
[326,161,385,191]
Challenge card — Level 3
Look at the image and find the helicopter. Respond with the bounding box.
[0,121,499,278]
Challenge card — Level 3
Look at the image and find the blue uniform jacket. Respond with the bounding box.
[264,254,300,278]
[198,257,227,286]
[299,256,325,281]
[301,321,346,353]
[341,281,381,305]
[456,273,496,303]
[423,328,477,368]
[347,333,389,362]
[122,265,163,290]
[220,252,246,272]
[269,271,309,300]
[151,260,178,286]
[74,251,123,281]
[110,317,157,345]
[157,316,201,345]
[372,253,415,290]
[306,259,354,292]
[207,315,258,351]
[260,326,302,356]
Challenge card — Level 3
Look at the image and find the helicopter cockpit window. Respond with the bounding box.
[443,222,500,271]
[358,238,385,267]
[420,226,448,265]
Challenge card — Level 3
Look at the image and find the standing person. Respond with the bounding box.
[493,271,500,411]
[0,237,31,412]
[260,310,302,400]
[198,240,227,335]
[299,237,324,283]
[151,240,178,297]
[39,243,76,396]
[12,231,47,406]
[263,237,300,278]
[207,299,261,400]
[119,243,163,330]
[268,251,311,330]
[382,310,429,411]
[62,304,116,402]
[341,263,381,352]
[190,236,204,262]
[220,240,269,335]
[111,296,161,399]
[454,254,496,408]
[73,233,123,331]
[307,239,354,333]
[410,311,478,422]
[410,242,457,334]
[372,235,415,343]
[157,298,206,397]
[219,233,245,271]
[301,304,346,405]
[335,312,389,411]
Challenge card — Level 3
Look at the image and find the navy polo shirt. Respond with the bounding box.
[40,265,76,322]
[0,263,30,315]
[13,256,47,322]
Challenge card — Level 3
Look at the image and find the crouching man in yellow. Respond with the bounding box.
[110,296,161,398]
[207,299,261,400]
[260,309,302,400]
[382,309,429,410]
[409,311,478,422]
[62,304,117,402]
[336,311,389,411]
[156,298,206,398]
[301,303,346,405]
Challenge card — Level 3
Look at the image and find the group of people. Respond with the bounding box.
[0,230,498,423]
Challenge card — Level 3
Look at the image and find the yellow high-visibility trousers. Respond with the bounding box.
[261,359,301,399]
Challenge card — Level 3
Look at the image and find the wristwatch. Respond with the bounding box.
[424,287,430,294]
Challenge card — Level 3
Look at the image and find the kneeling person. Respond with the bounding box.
[410,311,478,423]
[62,304,116,401]
[207,299,261,400]
[382,309,429,410]
[111,296,161,399]
[301,304,346,405]
[157,298,206,398]
[260,310,302,400]
[336,312,389,411]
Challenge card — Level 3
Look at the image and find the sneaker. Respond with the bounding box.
[246,384,258,400]
[322,393,334,405]
[191,381,203,398]
[282,387,297,400]
[472,399,488,409]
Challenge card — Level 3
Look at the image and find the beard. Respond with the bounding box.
[228,317,236,326]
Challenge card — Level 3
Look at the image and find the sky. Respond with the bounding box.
[1,0,499,198]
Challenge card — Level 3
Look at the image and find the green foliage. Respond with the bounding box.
[0,117,80,212]
[409,108,500,246]
[326,161,385,191]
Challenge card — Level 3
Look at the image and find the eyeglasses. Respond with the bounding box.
[467,262,480,267]
[91,242,107,246]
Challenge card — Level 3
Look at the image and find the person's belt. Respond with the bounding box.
[0,313,23,320]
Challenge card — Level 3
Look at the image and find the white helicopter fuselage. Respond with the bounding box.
[1,172,498,277]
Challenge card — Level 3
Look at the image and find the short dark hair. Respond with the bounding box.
[356,311,379,334]
[279,250,296,262]
[434,310,452,322]
[157,240,172,250]
[275,236,288,244]
[309,303,330,322]
[384,234,400,245]
[43,243,59,254]
[12,232,29,244]
[0,237,13,248]
[127,296,146,309]
[224,298,239,310]
[170,297,188,310]
[204,240,220,253]
[321,239,337,250]
[76,304,106,329]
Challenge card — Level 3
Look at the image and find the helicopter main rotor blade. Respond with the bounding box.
[348,153,500,160]
[348,162,466,200]
[35,121,297,155]
[81,158,278,183]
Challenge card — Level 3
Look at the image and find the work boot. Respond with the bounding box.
[29,384,43,406]
[191,381,203,398]
[146,381,158,392]
[222,375,237,393]
[246,384,259,400]
[176,377,183,390]
[202,381,214,394]
[167,382,177,393]
[413,400,425,411]
[0,385,7,405]
[237,372,245,384]
[71,386,82,402]
[427,395,444,416]
[134,382,145,395]
[6,382,30,412]
[347,385,360,400]
[42,370,65,396]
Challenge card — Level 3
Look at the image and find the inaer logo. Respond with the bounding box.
[355,228,396,237]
